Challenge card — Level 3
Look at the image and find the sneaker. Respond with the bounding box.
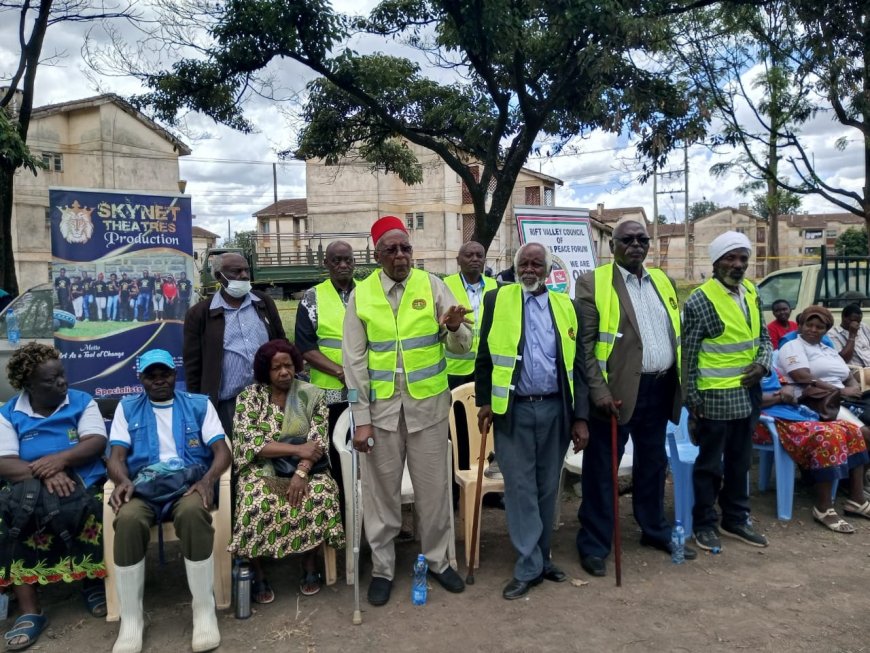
[693,528,721,552]
[720,521,769,547]
[484,460,503,480]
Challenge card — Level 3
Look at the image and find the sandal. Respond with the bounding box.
[843,499,870,519]
[4,613,47,651]
[812,507,855,533]
[82,583,107,618]
[251,578,275,604]
[300,571,322,597]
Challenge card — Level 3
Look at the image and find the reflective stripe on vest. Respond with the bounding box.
[310,280,346,390]
[486,285,577,414]
[592,264,681,382]
[696,278,761,390]
[354,268,447,400]
[443,273,497,376]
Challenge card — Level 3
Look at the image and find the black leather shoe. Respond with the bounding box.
[579,555,606,577]
[428,566,465,593]
[367,577,392,606]
[542,565,569,582]
[502,575,543,600]
[640,534,698,560]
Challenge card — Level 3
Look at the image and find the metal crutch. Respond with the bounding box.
[348,388,363,625]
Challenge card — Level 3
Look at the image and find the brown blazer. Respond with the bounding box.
[575,264,681,425]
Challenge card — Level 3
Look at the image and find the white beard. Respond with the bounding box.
[520,278,545,293]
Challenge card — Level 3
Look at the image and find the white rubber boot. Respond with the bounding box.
[112,559,145,653]
[184,555,221,652]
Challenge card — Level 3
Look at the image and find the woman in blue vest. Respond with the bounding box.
[229,340,345,601]
[0,343,108,651]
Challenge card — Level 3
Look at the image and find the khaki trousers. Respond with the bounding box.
[361,409,451,580]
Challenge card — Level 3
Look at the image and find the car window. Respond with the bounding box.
[757,271,801,310]
[0,288,56,339]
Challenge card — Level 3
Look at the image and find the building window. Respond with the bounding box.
[44,207,51,229]
[825,229,838,238]
[525,186,541,205]
[735,227,745,234]
[260,221,269,234]
[757,227,766,243]
[406,213,415,230]
[804,247,821,255]
[416,213,425,230]
[804,230,823,240]
[415,259,425,269]
[41,152,63,172]
[406,212,424,230]
[543,187,554,206]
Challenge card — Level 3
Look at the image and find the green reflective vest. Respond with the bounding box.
[487,285,577,414]
[593,264,681,382]
[696,278,761,391]
[310,280,346,390]
[354,268,447,401]
[443,273,497,377]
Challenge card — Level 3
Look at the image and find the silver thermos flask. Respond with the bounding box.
[235,562,252,619]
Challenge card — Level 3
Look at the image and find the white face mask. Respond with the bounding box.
[220,273,251,298]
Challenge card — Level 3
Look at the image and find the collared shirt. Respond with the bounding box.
[778,336,851,388]
[828,323,870,367]
[460,273,486,325]
[342,270,471,432]
[211,291,270,400]
[516,290,559,396]
[616,264,674,373]
[682,286,773,420]
[715,278,748,316]
[0,392,106,456]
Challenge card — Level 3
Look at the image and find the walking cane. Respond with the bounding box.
[347,388,363,625]
[611,413,622,587]
[465,420,489,585]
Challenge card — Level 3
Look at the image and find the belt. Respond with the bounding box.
[514,393,560,402]
[641,369,670,379]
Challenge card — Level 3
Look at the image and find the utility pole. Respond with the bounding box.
[653,162,689,279]
[684,142,691,281]
[652,168,659,267]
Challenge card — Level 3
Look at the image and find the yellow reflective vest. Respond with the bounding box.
[354,268,448,400]
[309,280,346,390]
[593,264,681,382]
[487,285,577,414]
[443,273,497,377]
[696,278,760,390]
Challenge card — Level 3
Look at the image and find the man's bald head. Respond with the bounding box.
[457,241,485,281]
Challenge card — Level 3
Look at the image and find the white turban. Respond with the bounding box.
[708,231,752,264]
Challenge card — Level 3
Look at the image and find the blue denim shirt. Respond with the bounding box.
[516,290,559,395]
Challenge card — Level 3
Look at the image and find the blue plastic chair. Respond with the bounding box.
[665,408,698,535]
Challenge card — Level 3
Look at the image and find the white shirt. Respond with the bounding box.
[110,398,225,462]
[0,393,106,456]
[828,323,870,367]
[617,264,675,373]
[777,336,851,388]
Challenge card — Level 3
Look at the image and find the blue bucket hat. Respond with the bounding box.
[137,349,176,373]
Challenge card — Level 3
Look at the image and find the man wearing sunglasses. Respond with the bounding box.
[342,216,473,607]
[575,220,692,577]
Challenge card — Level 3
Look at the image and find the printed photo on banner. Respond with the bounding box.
[515,208,598,298]
[49,187,194,398]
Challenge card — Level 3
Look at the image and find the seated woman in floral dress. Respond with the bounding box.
[230,340,344,601]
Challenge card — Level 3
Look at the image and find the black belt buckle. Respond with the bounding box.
[642,369,669,379]
[516,393,558,402]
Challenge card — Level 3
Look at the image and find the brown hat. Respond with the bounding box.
[799,305,834,330]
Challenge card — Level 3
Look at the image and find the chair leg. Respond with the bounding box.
[103,492,120,622]
[322,542,337,586]
[772,442,795,521]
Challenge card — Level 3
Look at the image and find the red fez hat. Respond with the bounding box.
[371,215,407,245]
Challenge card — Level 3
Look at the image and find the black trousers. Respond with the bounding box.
[691,415,754,532]
[576,372,673,558]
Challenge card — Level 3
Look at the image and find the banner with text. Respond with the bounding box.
[49,187,195,398]
[516,210,598,297]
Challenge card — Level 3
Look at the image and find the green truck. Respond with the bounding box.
[756,247,870,324]
[198,232,378,298]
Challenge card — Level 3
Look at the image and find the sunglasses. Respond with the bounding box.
[615,235,651,246]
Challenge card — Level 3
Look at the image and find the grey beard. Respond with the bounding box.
[520,278,545,293]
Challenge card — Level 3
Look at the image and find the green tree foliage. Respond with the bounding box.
[689,200,719,221]
[128,0,712,253]
[750,189,801,220]
[223,229,257,253]
[835,228,869,257]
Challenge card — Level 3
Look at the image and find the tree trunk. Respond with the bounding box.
[0,168,19,297]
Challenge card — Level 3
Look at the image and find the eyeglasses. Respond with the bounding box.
[378,244,414,256]
[615,235,651,246]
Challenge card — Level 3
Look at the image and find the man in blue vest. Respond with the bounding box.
[476,242,590,600]
[576,220,695,578]
[107,349,231,653]
[683,231,772,552]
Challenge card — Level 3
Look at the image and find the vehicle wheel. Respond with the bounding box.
[53,309,76,329]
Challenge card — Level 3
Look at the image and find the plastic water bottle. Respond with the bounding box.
[6,309,19,345]
[411,554,428,605]
[166,457,184,470]
[671,520,685,564]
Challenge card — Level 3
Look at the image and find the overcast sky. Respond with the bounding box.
[2,1,863,242]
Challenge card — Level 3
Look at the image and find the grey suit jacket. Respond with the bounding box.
[575,264,681,425]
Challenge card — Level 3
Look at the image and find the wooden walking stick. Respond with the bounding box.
[465,421,489,585]
[611,413,622,587]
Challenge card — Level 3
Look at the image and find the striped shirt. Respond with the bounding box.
[617,264,674,373]
[682,284,772,420]
[212,292,270,400]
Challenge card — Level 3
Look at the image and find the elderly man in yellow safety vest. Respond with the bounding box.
[343,215,473,607]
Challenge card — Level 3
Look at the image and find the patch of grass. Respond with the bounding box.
[275,299,299,339]
[675,281,700,306]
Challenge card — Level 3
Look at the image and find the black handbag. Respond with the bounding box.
[272,437,330,477]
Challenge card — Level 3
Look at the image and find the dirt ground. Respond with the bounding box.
[15,471,870,653]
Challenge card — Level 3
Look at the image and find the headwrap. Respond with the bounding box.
[371,215,407,246]
[709,231,752,264]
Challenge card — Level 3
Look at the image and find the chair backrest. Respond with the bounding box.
[666,407,699,464]
[448,382,495,473]
[331,407,353,485]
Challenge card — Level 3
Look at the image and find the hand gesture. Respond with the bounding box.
[439,305,473,332]
[110,479,136,512]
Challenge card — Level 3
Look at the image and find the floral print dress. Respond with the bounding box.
[229,384,345,558]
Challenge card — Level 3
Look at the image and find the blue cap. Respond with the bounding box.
[137,349,176,373]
